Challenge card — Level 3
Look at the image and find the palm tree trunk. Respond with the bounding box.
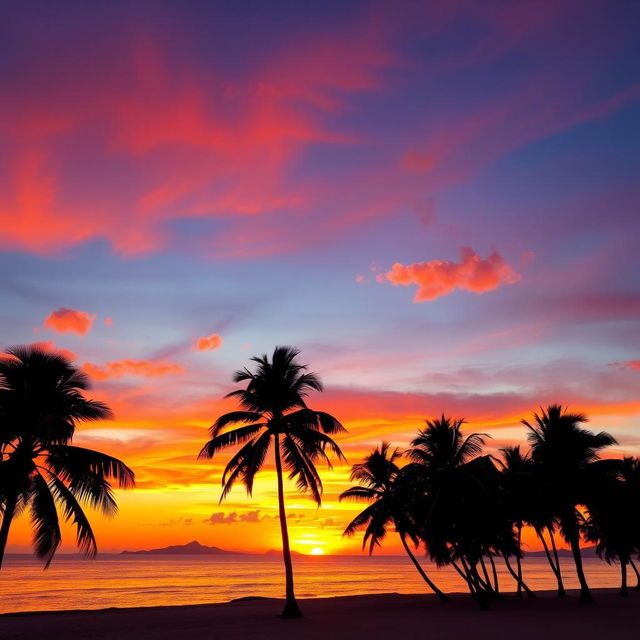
[273,434,302,618]
[0,493,17,570]
[516,524,523,597]
[399,534,449,602]
[488,554,499,595]
[451,559,475,594]
[504,555,535,597]
[629,558,640,591]
[548,529,563,581]
[564,517,592,604]
[536,527,565,596]
[620,558,628,597]
[467,562,491,610]
[479,556,493,594]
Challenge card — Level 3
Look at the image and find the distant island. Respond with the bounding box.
[121,540,246,555]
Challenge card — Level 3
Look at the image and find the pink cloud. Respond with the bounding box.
[104,317,114,327]
[380,248,522,302]
[83,360,185,381]
[193,334,223,352]
[43,308,96,335]
[610,360,640,371]
[355,274,365,284]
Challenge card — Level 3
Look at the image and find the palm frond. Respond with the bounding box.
[29,473,61,568]
[46,445,135,489]
[281,435,322,504]
[339,485,378,502]
[199,423,265,459]
[45,471,97,557]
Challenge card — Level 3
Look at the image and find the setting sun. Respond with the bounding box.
[310,547,325,556]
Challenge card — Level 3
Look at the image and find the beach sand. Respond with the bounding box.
[1,589,637,639]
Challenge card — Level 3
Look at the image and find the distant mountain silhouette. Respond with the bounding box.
[121,540,245,555]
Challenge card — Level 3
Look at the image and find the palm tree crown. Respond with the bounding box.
[0,346,135,567]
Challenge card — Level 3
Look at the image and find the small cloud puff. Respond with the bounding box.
[380,248,521,302]
[43,308,96,335]
[193,333,223,351]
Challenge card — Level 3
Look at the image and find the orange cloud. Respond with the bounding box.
[30,341,78,362]
[83,359,185,381]
[193,334,223,352]
[43,308,96,335]
[610,360,640,371]
[380,248,521,302]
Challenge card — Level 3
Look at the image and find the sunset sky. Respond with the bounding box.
[1,0,639,556]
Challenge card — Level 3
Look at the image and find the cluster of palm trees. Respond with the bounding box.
[342,409,640,608]
[2,344,638,621]
[0,346,135,569]
[202,347,640,617]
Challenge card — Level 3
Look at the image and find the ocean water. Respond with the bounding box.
[0,554,624,614]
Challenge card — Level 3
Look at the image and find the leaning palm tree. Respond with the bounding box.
[340,443,449,601]
[406,416,493,607]
[0,346,135,568]
[199,346,346,618]
[524,404,617,603]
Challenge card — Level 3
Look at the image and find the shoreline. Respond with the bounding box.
[1,588,638,639]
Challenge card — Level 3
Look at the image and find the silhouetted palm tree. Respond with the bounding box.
[584,456,639,596]
[406,416,498,607]
[340,443,449,601]
[0,346,135,568]
[524,404,616,603]
[199,346,346,618]
[497,446,536,597]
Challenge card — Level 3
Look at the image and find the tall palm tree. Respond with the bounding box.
[199,346,346,618]
[340,443,449,602]
[0,346,135,567]
[498,446,535,597]
[405,416,496,607]
[524,404,617,603]
[584,457,639,596]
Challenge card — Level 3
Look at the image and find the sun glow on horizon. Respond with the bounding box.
[310,547,325,555]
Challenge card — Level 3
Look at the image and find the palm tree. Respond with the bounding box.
[199,346,346,618]
[0,346,135,567]
[405,416,497,607]
[340,443,449,602]
[584,457,639,596]
[524,404,617,603]
[497,446,536,597]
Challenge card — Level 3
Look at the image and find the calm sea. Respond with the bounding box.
[0,554,623,614]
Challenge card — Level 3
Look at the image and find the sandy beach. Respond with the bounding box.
[1,589,637,640]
